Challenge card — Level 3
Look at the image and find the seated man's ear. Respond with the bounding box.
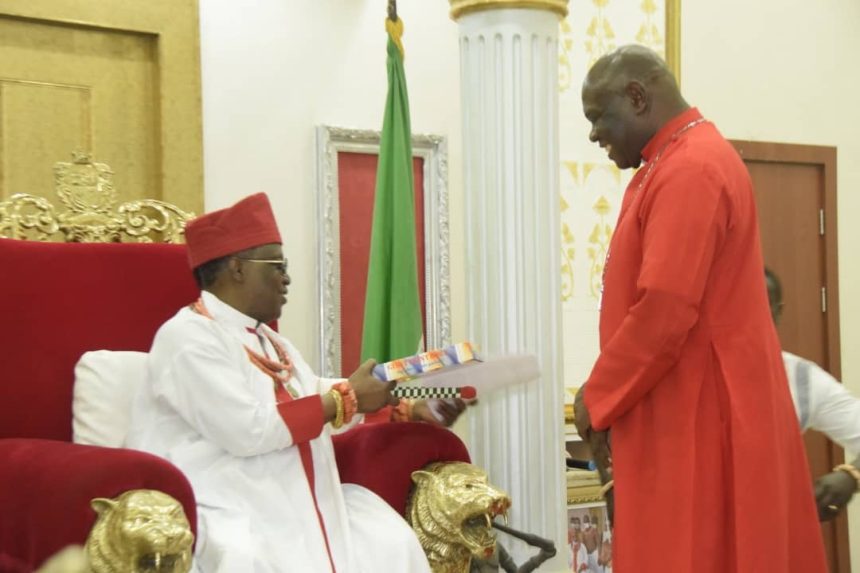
[227,258,245,282]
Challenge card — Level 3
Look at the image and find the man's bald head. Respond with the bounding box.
[581,45,688,170]
[585,45,677,94]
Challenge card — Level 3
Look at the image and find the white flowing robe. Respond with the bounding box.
[126,291,431,573]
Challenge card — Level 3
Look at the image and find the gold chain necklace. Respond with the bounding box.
[599,117,708,307]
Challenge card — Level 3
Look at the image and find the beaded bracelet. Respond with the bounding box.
[833,464,860,491]
[330,381,357,426]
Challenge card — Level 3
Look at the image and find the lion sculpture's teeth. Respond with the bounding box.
[488,506,510,527]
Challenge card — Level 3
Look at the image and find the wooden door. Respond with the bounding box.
[0,0,203,213]
[731,140,845,572]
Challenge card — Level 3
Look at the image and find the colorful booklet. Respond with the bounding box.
[372,342,479,382]
[372,342,541,398]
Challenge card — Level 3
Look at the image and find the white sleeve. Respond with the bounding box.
[805,361,860,457]
[154,324,295,457]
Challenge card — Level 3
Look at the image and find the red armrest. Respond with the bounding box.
[0,439,196,570]
[332,423,470,516]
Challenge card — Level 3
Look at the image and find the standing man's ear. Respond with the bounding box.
[625,80,648,114]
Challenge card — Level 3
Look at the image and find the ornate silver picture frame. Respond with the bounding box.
[315,126,450,378]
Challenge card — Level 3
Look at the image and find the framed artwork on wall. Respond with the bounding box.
[315,126,450,378]
[566,503,612,572]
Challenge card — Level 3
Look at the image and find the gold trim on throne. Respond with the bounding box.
[0,152,193,243]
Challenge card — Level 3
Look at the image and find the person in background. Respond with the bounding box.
[598,517,612,573]
[766,267,860,520]
[568,517,589,573]
[581,514,600,572]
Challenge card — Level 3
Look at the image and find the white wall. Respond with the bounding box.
[199,0,464,370]
[682,0,860,565]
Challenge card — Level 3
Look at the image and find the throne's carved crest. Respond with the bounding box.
[0,151,193,243]
[54,151,118,215]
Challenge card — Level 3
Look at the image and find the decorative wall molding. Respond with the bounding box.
[315,126,450,377]
[558,0,674,389]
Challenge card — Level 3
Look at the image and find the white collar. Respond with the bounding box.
[200,290,260,333]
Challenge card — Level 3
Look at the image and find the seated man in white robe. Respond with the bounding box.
[126,193,456,573]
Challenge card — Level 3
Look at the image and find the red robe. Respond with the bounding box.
[583,107,827,572]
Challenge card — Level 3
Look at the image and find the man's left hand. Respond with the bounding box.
[412,398,470,427]
[814,470,856,521]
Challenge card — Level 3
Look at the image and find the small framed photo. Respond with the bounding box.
[566,503,612,572]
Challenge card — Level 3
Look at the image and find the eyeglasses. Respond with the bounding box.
[236,257,288,275]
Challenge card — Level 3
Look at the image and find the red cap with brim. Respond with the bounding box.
[185,192,282,269]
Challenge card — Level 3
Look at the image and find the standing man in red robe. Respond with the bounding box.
[573,45,827,572]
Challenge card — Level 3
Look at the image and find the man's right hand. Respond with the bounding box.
[589,430,614,526]
[814,470,856,521]
[577,384,614,525]
[348,359,399,413]
[573,385,592,439]
[589,431,612,479]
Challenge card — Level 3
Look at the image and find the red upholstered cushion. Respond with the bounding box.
[332,422,471,515]
[0,239,199,441]
[0,554,29,573]
[0,438,196,570]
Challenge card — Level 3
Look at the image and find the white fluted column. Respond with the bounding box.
[451,1,567,568]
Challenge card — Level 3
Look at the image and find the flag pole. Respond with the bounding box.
[388,0,397,22]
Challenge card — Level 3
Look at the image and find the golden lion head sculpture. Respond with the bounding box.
[85,489,194,573]
[407,462,511,573]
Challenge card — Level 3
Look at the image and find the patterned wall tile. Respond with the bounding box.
[559,0,668,390]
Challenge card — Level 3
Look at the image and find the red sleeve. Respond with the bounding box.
[362,405,394,424]
[276,395,326,443]
[584,159,730,430]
